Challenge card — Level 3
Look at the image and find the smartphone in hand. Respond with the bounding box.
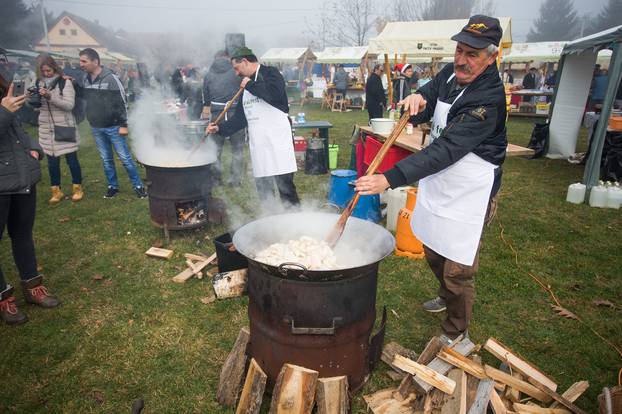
[12,80,25,96]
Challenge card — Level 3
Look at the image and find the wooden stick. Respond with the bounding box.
[413,337,475,394]
[484,365,552,404]
[235,358,267,414]
[467,379,494,414]
[513,403,572,414]
[529,380,589,414]
[549,381,589,409]
[184,253,209,262]
[145,247,174,259]
[325,112,411,248]
[188,86,244,157]
[489,389,508,414]
[437,346,487,379]
[441,369,467,414]
[396,336,443,400]
[392,355,456,395]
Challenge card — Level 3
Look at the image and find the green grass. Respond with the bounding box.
[1,105,620,413]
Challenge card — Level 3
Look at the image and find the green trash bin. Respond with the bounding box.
[328,144,339,169]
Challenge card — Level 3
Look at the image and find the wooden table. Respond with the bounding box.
[359,126,535,157]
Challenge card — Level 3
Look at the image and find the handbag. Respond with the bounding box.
[47,97,76,143]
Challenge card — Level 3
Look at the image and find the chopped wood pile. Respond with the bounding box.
[217,329,349,414]
[369,336,590,414]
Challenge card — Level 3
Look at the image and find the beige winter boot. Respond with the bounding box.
[49,186,64,204]
[71,184,84,202]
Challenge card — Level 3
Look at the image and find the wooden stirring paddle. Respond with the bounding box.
[188,86,244,158]
[325,112,411,248]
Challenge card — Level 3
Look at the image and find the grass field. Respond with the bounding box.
[1,103,620,413]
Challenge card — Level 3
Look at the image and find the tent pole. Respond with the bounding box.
[402,54,407,64]
[546,54,566,126]
[385,54,393,106]
[582,42,622,193]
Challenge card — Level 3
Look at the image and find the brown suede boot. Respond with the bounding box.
[0,286,28,325]
[71,184,84,202]
[21,275,60,308]
[49,186,64,204]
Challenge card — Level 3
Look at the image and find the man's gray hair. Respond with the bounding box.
[486,44,499,56]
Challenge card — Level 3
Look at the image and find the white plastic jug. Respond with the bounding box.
[566,183,586,204]
[606,185,622,209]
[386,186,412,231]
[589,182,608,208]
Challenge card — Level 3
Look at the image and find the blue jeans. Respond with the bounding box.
[47,152,82,186]
[91,126,143,189]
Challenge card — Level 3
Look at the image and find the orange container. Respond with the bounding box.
[395,188,424,259]
[609,116,622,131]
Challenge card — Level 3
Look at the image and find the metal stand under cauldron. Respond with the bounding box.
[233,212,395,392]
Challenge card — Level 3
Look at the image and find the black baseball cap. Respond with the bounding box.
[451,15,502,49]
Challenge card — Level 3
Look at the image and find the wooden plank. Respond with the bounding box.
[392,355,456,395]
[184,253,209,262]
[186,259,203,277]
[490,389,508,414]
[529,380,589,414]
[467,378,494,414]
[235,358,267,414]
[441,369,467,414]
[413,338,476,394]
[513,403,572,414]
[172,267,196,284]
[484,365,552,404]
[484,338,557,392]
[466,355,483,410]
[213,269,248,299]
[396,336,443,400]
[550,381,589,409]
[316,376,348,414]
[382,342,419,373]
[217,328,251,407]
[145,246,174,259]
[269,364,319,414]
[438,347,487,379]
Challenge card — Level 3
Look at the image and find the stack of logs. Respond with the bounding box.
[217,328,350,414]
[369,335,590,414]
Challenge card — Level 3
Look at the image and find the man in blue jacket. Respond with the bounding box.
[78,48,146,199]
[355,15,507,342]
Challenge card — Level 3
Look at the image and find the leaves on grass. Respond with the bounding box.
[92,274,104,281]
[58,216,70,223]
[550,305,579,320]
[592,299,619,310]
[91,390,104,404]
[37,265,43,272]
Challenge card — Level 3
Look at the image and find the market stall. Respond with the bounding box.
[315,47,371,109]
[547,24,622,191]
[260,47,316,103]
[368,17,512,103]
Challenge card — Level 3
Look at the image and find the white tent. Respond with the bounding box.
[260,48,316,64]
[502,42,566,63]
[547,25,622,191]
[368,17,512,57]
[315,47,369,64]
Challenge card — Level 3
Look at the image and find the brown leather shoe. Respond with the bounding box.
[0,286,28,325]
[21,275,60,308]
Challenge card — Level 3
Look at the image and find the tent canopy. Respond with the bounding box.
[260,48,316,64]
[315,47,368,64]
[502,42,566,63]
[547,24,622,190]
[368,17,512,57]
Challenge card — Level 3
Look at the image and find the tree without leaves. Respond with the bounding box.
[588,0,622,35]
[0,0,54,50]
[527,0,580,42]
[307,0,376,47]
[389,0,496,22]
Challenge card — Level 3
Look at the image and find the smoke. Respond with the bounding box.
[128,88,218,168]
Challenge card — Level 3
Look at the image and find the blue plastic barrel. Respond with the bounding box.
[327,170,357,208]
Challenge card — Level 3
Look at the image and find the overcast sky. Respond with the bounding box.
[34,0,607,51]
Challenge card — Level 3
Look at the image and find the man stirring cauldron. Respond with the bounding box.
[355,15,507,342]
[206,47,300,208]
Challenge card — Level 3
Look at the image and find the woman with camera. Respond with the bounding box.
[0,80,61,325]
[36,54,83,204]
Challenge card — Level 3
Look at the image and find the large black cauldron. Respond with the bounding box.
[233,212,395,391]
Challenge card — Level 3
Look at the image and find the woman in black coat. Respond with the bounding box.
[0,81,60,326]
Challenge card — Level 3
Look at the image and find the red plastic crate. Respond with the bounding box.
[363,135,412,173]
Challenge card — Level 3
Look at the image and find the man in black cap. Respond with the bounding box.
[355,15,507,342]
[206,47,300,208]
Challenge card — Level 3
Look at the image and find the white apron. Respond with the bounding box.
[411,74,496,266]
[243,66,297,178]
